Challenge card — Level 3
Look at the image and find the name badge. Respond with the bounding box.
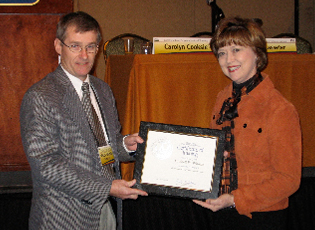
[98,146,115,166]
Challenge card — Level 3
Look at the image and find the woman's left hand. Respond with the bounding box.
[193,194,235,212]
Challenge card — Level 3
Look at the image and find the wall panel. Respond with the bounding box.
[0,1,72,172]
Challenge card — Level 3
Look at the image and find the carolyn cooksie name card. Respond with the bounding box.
[133,121,225,200]
[153,37,212,54]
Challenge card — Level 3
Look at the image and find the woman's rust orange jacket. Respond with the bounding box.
[210,73,302,218]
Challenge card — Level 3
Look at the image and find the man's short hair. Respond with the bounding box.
[56,11,102,44]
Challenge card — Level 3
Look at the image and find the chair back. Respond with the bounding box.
[103,33,150,63]
[191,31,213,37]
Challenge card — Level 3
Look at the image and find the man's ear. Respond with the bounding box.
[54,38,62,55]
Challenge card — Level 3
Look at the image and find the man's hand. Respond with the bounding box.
[124,133,144,152]
[110,179,148,200]
[193,194,234,212]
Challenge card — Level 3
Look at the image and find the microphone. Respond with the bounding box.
[206,0,225,33]
[206,0,214,5]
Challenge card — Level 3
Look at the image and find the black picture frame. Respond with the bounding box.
[133,121,225,200]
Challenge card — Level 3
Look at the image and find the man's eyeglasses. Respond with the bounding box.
[60,40,99,54]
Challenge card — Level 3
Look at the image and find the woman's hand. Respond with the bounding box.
[193,194,235,212]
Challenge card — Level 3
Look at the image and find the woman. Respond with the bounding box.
[193,17,302,230]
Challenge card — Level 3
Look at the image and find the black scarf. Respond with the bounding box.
[216,72,263,194]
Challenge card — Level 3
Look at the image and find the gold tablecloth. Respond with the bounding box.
[106,53,315,179]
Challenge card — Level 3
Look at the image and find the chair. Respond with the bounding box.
[273,33,313,54]
[103,33,150,63]
[191,31,213,38]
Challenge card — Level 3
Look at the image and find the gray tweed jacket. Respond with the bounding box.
[20,65,133,230]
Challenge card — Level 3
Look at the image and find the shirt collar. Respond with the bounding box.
[61,65,90,99]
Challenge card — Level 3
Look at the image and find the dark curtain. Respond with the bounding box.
[287,177,315,230]
[0,174,314,230]
[123,176,315,230]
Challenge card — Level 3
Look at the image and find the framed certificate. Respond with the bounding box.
[133,121,225,200]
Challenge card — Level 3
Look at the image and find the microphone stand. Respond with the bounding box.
[207,0,225,33]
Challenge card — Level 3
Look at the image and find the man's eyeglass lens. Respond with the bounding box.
[61,40,98,53]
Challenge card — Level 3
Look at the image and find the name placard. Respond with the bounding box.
[153,37,212,54]
[153,37,297,54]
[0,0,40,6]
[266,38,297,53]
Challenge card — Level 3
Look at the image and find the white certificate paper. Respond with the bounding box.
[141,130,217,192]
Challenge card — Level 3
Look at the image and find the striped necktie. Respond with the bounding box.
[81,82,107,147]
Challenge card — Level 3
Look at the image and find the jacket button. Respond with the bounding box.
[243,124,247,128]
[258,128,262,133]
[81,199,93,205]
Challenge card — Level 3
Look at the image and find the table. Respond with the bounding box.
[106,53,315,171]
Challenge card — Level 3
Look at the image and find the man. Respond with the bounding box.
[20,11,147,230]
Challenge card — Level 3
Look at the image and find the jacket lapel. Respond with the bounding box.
[54,66,98,154]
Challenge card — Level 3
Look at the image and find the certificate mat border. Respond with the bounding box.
[133,121,225,200]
